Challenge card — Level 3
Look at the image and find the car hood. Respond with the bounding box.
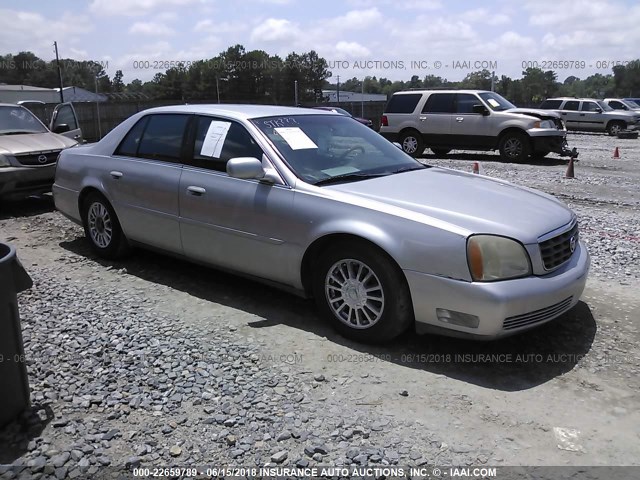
[0,132,76,155]
[326,167,573,243]
[507,108,561,120]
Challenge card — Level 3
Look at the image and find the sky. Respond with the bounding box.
[1,0,640,85]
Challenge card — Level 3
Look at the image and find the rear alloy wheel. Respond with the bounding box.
[499,132,531,162]
[82,192,130,259]
[400,131,424,158]
[607,121,625,136]
[313,243,413,343]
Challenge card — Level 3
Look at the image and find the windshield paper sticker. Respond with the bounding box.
[201,120,231,158]
[274,127,317,150]
[487,99,500,108]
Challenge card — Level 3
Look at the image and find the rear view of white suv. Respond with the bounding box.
[379,90,575,161]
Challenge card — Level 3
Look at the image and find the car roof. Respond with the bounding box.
[391,89,492,95]
[545,97,602,102]
[138,104,326,120]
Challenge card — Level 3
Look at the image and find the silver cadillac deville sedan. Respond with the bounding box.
[53,105,590,343]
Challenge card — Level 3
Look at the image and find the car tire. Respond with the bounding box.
[313,242,413,344]
[431,148,451,157]
[499,132,531,162]
[81,192,130,260]
[607,121,625,136]
[400,130,424,158]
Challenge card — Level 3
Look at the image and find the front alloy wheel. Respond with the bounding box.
[325,259,385,329]
[313,243,413,343]
[499,133,530,162]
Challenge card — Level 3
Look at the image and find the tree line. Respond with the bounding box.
[2,48,640,107]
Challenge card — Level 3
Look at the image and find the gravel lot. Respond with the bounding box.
[0,131,639,479]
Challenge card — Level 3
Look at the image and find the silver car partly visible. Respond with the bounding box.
[53,105,589,343]
[0,103,80,201]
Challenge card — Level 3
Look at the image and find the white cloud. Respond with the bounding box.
[250,18,301,43]
[129,21,175,36]
[89,0,199,16]
[460,8,510,26]
[334,41,371,58]
[194,19,213,32]
[327,8,382,30]
[0,9,94,60]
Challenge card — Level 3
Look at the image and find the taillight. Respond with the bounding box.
[381,115,388,126]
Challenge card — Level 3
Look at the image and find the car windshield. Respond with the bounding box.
[478,92,516,111]
[624,100,640,108]
[597,101,613,111]
[0,106,48,135]
[252,114,427,185]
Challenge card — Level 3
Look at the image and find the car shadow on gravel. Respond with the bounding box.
[0,404,54,464]
[0,195,54,221]
[60,237,597,392]
[422,152,570,166]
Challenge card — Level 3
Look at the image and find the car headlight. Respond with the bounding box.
[467,235,532,281]
[533,120,555,129]
[0,154,11,167]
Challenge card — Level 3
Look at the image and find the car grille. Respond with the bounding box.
[539,222,579,270]
[503,296,573,331]
[15,151,61,166]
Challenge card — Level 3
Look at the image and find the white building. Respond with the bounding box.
[0,84,60,103]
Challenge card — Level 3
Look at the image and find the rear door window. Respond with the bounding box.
[563,101,579,111]
[136,114,190,162]
[385,94,422,113]
[422,93,455,113]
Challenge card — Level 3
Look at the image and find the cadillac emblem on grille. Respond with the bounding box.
[37,154,48,164]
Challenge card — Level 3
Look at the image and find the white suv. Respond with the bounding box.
[379,90,574,161]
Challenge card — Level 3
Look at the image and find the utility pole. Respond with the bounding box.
[216,77,220,103]
[336,75,340,104]
[491,70,495,92]
[95,75,102,140]
[53,41,64,103]
[361,79,365,117]
[294,80,298,106]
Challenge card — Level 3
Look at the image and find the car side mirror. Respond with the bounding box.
[472,104,489,115]
[595,108,602,113]
[53,124,70,134]
[227,157,268,180]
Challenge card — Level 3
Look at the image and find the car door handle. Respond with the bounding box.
[110,171,123,179]
[455,117,464,122]
[419,116,427,121]
[73,134,81,139]
[561,113,567,115]
[187,186,206,196]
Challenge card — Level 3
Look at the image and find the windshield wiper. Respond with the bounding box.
[313,172,389,186]
[391,165,429,174]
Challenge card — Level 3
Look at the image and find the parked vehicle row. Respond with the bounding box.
[53,104,589,343]
[379,89,576,161]
[539,97,640,135]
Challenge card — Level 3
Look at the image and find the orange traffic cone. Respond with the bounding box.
[472,162,480,174]
[564,156,575,179]
[613,147,620,159]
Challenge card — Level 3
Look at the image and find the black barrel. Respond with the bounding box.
[0,242,33,427]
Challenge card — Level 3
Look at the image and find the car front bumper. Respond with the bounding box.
[404,240,590,339]
[0,165,56,200]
